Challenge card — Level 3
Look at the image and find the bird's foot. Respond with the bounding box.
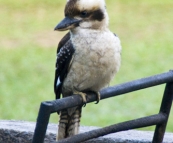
[74,91,87,107]
[94,91,101,104]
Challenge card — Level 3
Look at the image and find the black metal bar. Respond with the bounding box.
[32,102,53,143]
[50,71,173,113]
[152,82,173,143]
[100,70,173,100]
[56,113,166,143]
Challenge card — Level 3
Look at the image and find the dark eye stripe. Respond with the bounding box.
[65,1,104,21]
[91,9,104,21]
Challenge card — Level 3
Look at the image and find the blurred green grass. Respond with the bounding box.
[0,0,173,132]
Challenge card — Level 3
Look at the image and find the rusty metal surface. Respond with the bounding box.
[32,70,173,143]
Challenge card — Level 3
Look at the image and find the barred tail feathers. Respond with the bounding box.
[57,106,82,141]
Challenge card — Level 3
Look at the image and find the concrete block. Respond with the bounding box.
[0,120,173,143]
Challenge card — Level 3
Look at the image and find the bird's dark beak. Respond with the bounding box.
[54,17,82,31]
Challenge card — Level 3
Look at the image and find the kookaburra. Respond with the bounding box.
[54,0,121,141]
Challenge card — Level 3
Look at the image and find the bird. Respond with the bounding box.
[54,0,121,141]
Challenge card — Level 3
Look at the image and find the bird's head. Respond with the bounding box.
[54,0,109,31]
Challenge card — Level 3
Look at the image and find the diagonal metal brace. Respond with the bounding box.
[56,113,167,143]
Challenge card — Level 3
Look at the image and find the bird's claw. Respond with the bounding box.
[83,102,86,107]
[94,91,101,104]
[74,91,87,107]
[74,91,100,106]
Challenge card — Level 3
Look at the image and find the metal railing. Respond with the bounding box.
[32,70,173,143]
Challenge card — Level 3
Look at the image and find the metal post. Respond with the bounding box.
[152,82,173,143]
[32,102,53,143]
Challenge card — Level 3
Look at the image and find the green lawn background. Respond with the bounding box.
[0,0,173,132]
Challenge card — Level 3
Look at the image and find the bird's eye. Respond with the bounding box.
[80,11,88,17]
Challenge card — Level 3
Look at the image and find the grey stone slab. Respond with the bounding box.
[0,120,173,143]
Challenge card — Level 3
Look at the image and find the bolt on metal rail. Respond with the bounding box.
[32,70,173,143]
